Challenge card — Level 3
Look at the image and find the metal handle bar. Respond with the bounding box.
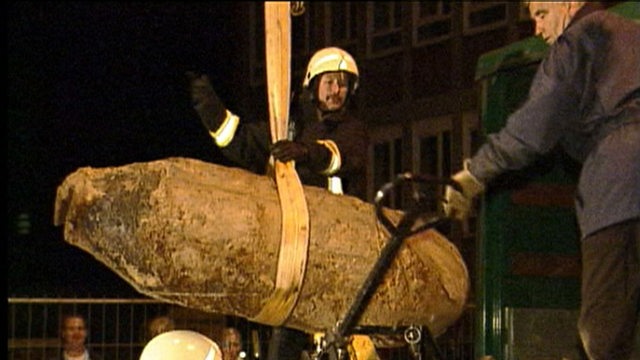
[330,173,456,350]
[374,172,459,236]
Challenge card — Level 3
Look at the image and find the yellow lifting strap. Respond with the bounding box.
[251,1,311,326]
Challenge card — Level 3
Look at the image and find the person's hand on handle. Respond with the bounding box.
[443,160,485,221]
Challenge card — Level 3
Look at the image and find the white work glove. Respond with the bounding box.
[443,160,485,221]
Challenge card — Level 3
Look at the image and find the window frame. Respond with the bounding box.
[368,122,404,207]
[323,2,358,50]
[411,1,453,47]
[462,1,509,36]
[365,2,403,58]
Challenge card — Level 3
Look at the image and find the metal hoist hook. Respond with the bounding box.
[290,1,305,16]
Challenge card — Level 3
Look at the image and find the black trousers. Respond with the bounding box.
[578,218,640,360]
[267,326,311,360]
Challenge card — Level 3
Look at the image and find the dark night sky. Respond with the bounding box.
[8,2,245,297]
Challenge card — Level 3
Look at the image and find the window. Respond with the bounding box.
[411,116,452,213]
[411,113,480,232]
[463,1,508,35]
[411,116,453,178]
[368,123,404,208]
[412,1,452,47]
[324,2,358,50]
[366,2,403,58]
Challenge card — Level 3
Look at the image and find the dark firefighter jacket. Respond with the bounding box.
[217,101,369,201]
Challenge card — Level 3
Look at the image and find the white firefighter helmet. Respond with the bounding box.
[139,330,222,360]
[303,47,359,93]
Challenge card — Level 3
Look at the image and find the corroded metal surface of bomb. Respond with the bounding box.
[54,157,469,338]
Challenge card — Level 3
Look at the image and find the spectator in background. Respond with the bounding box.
[146,315,176,340]
[51,313,102,360]
[220,327,244,360]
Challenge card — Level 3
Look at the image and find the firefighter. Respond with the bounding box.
[188,46,368,201]
[188,46,370,360]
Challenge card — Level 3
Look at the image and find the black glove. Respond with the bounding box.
[271,140,309,163]
[186,71,227,131]
[271,140,331,169]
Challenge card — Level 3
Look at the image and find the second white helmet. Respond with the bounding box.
[303,47,359,94]
[139,330,222,360]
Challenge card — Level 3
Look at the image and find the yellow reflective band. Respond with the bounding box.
[212,110,240,147]
[347,335,380,360]
[316,139,341,175]
[327,176,343,195]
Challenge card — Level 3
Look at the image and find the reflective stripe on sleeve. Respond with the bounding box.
[212,110,240,147]
[327,176,344,195]
[316,139,341,175]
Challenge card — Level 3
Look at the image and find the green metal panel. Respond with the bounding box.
[473,3,639,358]
[474,36,548,82]
[609,1,640,20]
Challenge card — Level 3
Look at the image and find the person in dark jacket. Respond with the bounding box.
[188,46,369,360]
[188,46,368,201]
[443,2,639,359]
[51,313,103,360]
